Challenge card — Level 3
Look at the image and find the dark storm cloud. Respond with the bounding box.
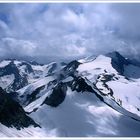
[0,3,140,63]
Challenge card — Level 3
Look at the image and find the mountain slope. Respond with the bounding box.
[1,52,140,137]
[78,52,140,116]
[0,87,39,129]
[0,59,63,92]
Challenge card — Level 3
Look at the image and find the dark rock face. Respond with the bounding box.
[0,87,39,130]
[8,92,19,102]
[48,63,57,74]
[62,60,81,77]
[56,60,81,82]
[96,74,114,96]
[26,85,45,105]
[0,61,28,92]
[63,60,80,71]
[67,76,105,102]
[106,51,130,74]
[42,82,67,107]
[70,77,93,93]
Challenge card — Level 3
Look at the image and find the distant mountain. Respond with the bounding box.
[106,51,130,74]
[0,59,64,92]
[1,51,140,137]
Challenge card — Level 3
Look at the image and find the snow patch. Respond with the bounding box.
[0,74,15,89]
[0,60,10,68]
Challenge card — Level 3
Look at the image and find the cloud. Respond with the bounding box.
[110,4,140,39]
[1,38,37,56]
[0,3,140,63]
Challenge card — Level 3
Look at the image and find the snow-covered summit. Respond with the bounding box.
[1,52,140,137]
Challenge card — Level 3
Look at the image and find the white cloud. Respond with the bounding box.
[62,9,89,31]
[0,3,140,62]
[1,37,38,57]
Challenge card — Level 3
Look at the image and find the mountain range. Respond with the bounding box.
[1,51,140,137]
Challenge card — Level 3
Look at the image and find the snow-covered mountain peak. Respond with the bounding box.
[1,52,140,137]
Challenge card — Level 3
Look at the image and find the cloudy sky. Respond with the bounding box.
[0,3,140,63]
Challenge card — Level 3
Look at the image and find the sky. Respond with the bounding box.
[0,3,140,63]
